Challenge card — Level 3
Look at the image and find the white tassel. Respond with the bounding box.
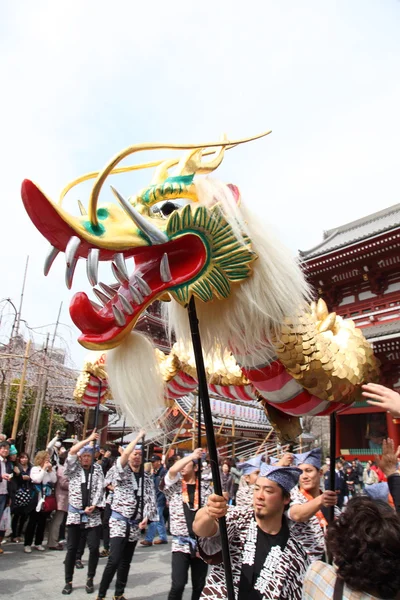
[106,332,165,428]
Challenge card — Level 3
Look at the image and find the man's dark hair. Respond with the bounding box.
[327,497,400,598]
[0,441,10,449]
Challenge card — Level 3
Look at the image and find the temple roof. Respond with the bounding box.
[362,320,400,341]
[300,203,400,260]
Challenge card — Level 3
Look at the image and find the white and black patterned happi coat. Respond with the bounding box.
[235,484,254,508]
[287,486,326,562]
[109,458,158,542]
[64,455,105,528]
[162,471,213,554]
[198,507,309,600]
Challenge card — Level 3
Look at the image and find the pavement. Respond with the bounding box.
[0,537,193,599]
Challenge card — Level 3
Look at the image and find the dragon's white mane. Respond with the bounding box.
[107,177,311,428]
[165,178,311,366]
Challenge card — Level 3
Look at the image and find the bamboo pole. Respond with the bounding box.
[217,418,226,435]
[166,399,196,455]
[46,406,54,446]
[11,340,31,439]
[255,429,273,455]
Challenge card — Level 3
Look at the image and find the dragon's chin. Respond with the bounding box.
[70,234,207,351]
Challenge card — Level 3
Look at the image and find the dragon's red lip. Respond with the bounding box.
[70,234,207,350]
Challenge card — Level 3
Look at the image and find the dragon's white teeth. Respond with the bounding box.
[134,275,152,297]
[44,245,60,276]
[65,236,81,267]
[114,253,129,279]
[112,304,126,326]
[65,257,78,290]
[65,236,81,289]
[110,185,169,245]
[87,249,100,286]
[90,300,103,311]
[111,262,128,285]
[93,288,110,306]
[160,253,172,283]
[128,285,144,305]
[118,293,134,315]
[99,282,117,299]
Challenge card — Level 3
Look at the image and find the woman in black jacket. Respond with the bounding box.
[10,452,32,542]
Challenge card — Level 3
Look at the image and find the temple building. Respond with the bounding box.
[300,203,400,460]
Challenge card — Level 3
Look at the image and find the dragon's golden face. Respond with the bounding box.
[21,141,260,350]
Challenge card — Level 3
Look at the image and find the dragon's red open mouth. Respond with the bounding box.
[21,179,207,350]
[71,235,206,349]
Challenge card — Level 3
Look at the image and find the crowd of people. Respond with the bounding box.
[0,382,400,599]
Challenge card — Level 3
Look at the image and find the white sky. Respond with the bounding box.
[1,0,399,367]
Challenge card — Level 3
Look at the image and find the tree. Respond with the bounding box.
[3,379,66,452]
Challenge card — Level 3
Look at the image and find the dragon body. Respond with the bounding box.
[21,133,378,437]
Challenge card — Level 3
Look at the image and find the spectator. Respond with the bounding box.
[10,451,32,542]
[47,430,63,466]
[220,462,234,503]
[302,496,400,599]
[0,441,13,554]
[141,454,168,547]
[324,460,347,508]
[344,465,357,499]
[351,459,362,493]
[229,459,242,504]
[47,451,69,550]
[363,460,379,486]
[24,450,57,553]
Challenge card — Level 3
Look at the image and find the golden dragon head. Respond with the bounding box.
[21,132,270,351]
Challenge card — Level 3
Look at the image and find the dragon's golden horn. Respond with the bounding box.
[316,298,329,321]
[87,130,272,227]
[77,200,87,215]
[319,312,337,333]
[151,158,182,185]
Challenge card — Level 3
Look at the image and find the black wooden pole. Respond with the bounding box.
[121,417,126,446]
[140,434,145,520]
[197,387,203,509]
[187,297,235,600]
[88,379,102,504]
[327,412,337,564]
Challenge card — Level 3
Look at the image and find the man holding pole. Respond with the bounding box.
[193,464,309,600]
[288,449,338,563]
[96,429,158,600]
[63,430,105,595]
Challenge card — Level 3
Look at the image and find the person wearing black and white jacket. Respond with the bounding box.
[96,429,158,600]
[161,448,212,600]
[62,430,105,596]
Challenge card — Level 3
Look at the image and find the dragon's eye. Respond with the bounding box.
[160,201,179,217]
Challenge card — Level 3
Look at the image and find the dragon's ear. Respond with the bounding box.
[227,184,241,205]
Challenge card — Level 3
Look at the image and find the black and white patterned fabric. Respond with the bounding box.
[109,457,158,542]
[235,484,254,508]
[287,486,342,563]
[64,455,105,528]
[198,507,309,600]
[104,463,116,506]
[162,471,213,554]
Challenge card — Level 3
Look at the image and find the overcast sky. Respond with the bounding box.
[1,0,399,367]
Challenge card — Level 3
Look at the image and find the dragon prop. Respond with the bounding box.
[21,132,378,438]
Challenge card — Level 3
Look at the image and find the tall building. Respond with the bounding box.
[301,203,400,459]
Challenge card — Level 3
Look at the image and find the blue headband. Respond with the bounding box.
[259,464,302,493]
[293,448,322,470]
[238,455,263,475]
[78,444,99,456]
